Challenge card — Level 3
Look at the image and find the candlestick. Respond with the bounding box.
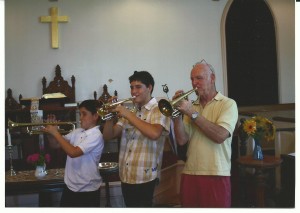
[7,145,16,176]
[7,129,12,146]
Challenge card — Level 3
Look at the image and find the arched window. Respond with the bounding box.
[226,0,278,106]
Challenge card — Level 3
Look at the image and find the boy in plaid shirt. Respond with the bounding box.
[103,71,171,207]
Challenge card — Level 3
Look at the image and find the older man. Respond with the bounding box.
[173,60,238,207]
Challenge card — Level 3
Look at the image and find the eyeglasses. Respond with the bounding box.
[193,59,215,74]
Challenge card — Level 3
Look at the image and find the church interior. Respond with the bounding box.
[4,0,295,208]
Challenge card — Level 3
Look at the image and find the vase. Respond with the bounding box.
[253,139,263,160]
[35,163,47,179]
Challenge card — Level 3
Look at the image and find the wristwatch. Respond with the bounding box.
[191,111,199,121]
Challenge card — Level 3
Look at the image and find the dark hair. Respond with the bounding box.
[129,71,155,94]
[78,99,100,114]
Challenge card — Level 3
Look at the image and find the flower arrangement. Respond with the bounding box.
[242,116,276,142]
[27,152,51,167]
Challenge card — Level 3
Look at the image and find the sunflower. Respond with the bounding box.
[243,119,256,135]
[241,116,276,142]
[264,119,276,141]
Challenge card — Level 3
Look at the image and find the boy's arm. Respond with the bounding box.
[103,119,122,141]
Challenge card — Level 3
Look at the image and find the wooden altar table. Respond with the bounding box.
[5,168,65,207]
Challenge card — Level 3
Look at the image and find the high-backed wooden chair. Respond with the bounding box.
[40,65,76,169]
[94,84,118,104]
[94,84,118,131]
[42,65,76,103]
[5,88,22,110]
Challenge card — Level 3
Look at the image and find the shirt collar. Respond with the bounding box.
[193,91,224,105]
[140,97,157,111]
[80,125,100,134]
[213,91,224,101]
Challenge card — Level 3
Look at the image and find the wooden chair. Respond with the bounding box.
[94,84,118,132]
[5,88,22,110]
[42,65,76,103]
[41,65,77,169]
[94,84,118,104]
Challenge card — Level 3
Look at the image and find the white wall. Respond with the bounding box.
[5,0,295,104]
[265,0,295,103]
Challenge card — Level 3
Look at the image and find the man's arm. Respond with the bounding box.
[178,100,233,144]
[173,116,189,145]
[192,116,230,144]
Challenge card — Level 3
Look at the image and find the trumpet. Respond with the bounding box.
[97,96,136,120]
[158,88,197,118]
[8,119,76,135]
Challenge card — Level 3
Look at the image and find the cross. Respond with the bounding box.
[40,7,69,48]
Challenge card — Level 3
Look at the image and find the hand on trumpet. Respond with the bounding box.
[173,90,194,117]
[107,96,118,105]
[111,103,134,120]
[109,96,136,119]
[100,96,136,120]
[42,114,60,136]
[103,96,124,120]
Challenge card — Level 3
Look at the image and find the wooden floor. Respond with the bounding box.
[153,195,181,207]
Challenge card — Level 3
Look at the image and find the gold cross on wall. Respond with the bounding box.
[40,7,69,49]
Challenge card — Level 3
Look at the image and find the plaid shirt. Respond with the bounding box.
[117,98,171,184]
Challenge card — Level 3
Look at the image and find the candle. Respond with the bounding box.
[7,129,12,146]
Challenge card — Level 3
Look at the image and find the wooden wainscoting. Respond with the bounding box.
[153,160,184,207]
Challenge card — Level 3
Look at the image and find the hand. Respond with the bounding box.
[42,114,59,136]
[172,90,184,100]
[45,114,58,123]
[42,125,60,136]
[108,96,118,104]
[113,104,133,119]
[173,89,191,110]
[176,100,194,116]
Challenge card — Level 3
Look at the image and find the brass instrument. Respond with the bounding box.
[8,119,76,135]
[97,96,136,120]
[158,88,197,118]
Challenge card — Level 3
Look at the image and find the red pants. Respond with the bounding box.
[180,174,231,208]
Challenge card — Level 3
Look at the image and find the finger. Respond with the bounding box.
[108,96,118,103]
[173,90,184,99]
[47,114,54,122]
[40,126,47,132]
[175,90,184,95]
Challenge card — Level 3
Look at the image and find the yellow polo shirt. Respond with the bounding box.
[183,92,238,176]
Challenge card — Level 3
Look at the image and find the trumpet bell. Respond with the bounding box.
[158,88,197,118]
[158,99,174,117]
